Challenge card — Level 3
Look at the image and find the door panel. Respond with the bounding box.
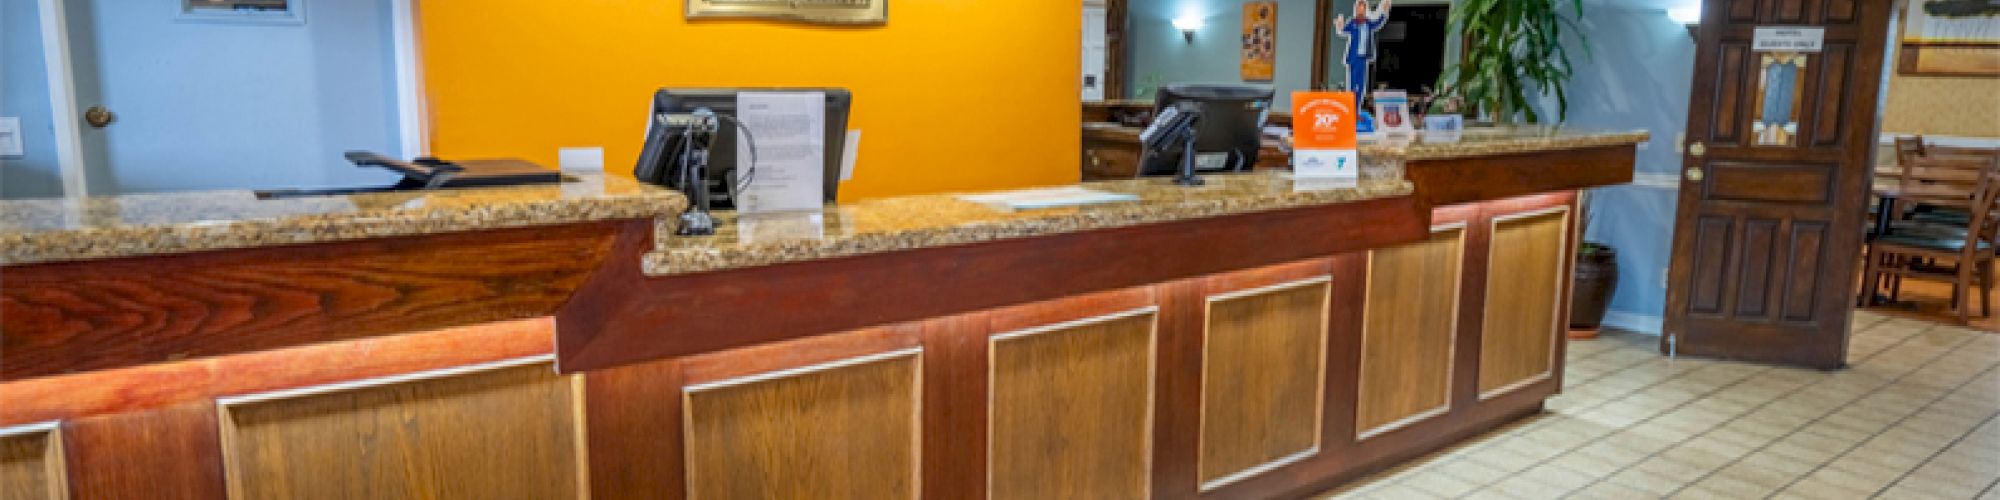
[1665,0,1893,368]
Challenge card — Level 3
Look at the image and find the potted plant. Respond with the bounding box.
[1570,191,1618,338]
[1436,0,1587,123]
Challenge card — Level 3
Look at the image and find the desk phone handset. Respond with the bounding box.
[1138,102,1206,186]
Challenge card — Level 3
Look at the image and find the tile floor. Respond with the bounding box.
[1317,311,2000,499]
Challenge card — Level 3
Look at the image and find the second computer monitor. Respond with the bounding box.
[1139,84,1274,177]
[633,88,852,207]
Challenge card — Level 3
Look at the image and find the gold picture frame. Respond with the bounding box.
[687,0,887,25]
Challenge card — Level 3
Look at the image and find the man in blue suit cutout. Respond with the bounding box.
[1335,0,1392,93]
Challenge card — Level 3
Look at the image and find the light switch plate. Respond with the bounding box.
[0,117,22,157]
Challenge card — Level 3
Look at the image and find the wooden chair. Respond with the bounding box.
[1861,152,2000,324]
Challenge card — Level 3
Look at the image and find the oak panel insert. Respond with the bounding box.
[0,424,65,500]
[990,308,1157,500]
[218,358,584,500]
[1198,277,1330,489]
[1479,208,1570,398]
[684,349,922,500]
[1357,228,1464,438]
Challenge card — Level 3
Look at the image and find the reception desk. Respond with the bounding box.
[0,129,1643,499]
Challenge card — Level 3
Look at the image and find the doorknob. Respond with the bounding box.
[1686,167,1705,182]
[83,106,115,128]
[1688,142,1706,157]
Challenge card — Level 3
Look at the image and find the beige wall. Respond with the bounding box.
[1880,14,2000,139]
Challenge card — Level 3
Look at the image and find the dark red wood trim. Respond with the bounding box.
[555,196,1431,373]
[2,220,634,380]
[0,318,553,427]
[584,357,688,500]
[63,403,228,500]
[1312,0,1334,91]
[920,314,990,500]
[1405,145,1637,206]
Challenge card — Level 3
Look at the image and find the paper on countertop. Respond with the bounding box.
[735,92,826,213]
[738,211,826,244]
[957,186,1140,210]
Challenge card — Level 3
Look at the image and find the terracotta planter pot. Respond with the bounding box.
[1570,243,1618,330]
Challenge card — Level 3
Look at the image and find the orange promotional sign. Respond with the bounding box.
[1291,91,1358,150]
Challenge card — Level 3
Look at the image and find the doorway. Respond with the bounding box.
[25,0,423,197]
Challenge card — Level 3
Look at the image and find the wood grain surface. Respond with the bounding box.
[1404,145,1636,206]
[62,403,227,500]
[219,363,583,500]
[683,351,921,500]
[1479,209,1568,397]
[1198,278,1329,487]
[0,317,554,426]
[2,221,628,380]
[989,311,1157,500]
[1356,229,1464,437]
[557,196,1428,373]
[0,430,64,500]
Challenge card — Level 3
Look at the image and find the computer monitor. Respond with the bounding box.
[633,88,852,208]
[1139,84,1273,177]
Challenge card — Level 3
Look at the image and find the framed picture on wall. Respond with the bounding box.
[1899,0,2000,77]
[177,0,306,25]
[1241,1,1277,81]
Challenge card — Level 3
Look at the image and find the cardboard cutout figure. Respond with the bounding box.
[1334,0,1393,93]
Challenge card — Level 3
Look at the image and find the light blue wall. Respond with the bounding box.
[1126,0,1320,108]
[2,0,65,199]
[1554,0,1699,334]
[59,0,401,195]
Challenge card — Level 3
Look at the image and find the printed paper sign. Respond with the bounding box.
[735,92,826,213]
[1372,90,1414,136]
[1753,27,1825,52]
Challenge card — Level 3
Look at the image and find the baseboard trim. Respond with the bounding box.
[1600,310,1664,335]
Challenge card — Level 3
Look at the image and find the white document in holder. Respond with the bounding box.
[735,92,827,213]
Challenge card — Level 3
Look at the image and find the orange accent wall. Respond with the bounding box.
[417,1,1081,201]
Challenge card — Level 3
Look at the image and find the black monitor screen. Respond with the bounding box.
[1140,84,1273,177]
[633,88,852,207]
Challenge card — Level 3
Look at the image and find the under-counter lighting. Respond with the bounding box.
[1667,6,1701,25]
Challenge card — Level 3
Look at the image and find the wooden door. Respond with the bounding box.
[1664,0,1895,368]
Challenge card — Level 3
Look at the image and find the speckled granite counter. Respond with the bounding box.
[1354,127,1650,161]
[644,128,1644,276]
[647,173,1414,276]
[0,174,685,266]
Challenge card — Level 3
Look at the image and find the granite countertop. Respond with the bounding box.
[1083,122,1648,162]
[649,128,1645,276]
[647,172,1414,276]
[0,174,686,266]
[1357,127,1651,161]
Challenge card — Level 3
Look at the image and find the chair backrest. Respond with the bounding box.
[1969,152,2000,253]
[1899,152,1999,211]
[1895,136,1927,167]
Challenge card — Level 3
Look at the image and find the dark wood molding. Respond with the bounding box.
[1105,0,1128,100]
[2,221,635,381]
[554,196,1431,373]
[1312,0,1334,91]
[1404,144,1638,206]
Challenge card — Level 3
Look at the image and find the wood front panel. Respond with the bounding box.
[989,310,1156,500]
[219,362,583,500]
[683,351,921,500]
[1198,278,1329,488]
[2,220,629,380]
[1478,210,1569,397]
[0,429,64,500]
[1356,228,1464,437]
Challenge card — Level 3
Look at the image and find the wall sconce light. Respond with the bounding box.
[1667,6,1701,24]
[1668,6,1701,37]
[1173,16,1204,42]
